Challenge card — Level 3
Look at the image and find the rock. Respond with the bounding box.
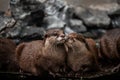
[83,29,106,39]
[11,0,45,20]
[10,0,20,5]
[65,6,75,19]
[0,16,16,34]
[11,0,45,27]
[11,5,25,19]
[44,0,67,16]
[111,17,120,28]
[5,21,23,38]
[65,0,120,14]
[44,16,66,29]
[37,0,46,3]
[109,9,120,16]
[89,3,120,14]
[44,0,69,30]
[109,9,120,28]
[64,26,74,34]
[74,7,111,28]
[69,19,87,32]
[20,0,42,5]
[25,9,45,26]
[20,26,45,42]
[118,0,120,4]
[21,0,44,11]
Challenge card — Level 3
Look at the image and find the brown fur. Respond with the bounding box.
[16,28,67,76]
[65,33,99,73]
[85,38,98,59]
[16,40,45,76]
[99,28,120,63]
[0,38,18,71]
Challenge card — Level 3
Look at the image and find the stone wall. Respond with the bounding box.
[0,0,120,44]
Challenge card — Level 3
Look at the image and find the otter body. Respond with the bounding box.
[16,29,67,76]
[99,28,120,63]
[65,33,99,74]
[0,38,18,71]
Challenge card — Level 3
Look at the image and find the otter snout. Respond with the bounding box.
[57,34,66,42]
[60,34,65,38]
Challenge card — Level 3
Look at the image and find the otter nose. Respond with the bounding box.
[60,34,65,38]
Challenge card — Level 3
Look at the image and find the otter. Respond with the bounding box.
[0,38,18,71]
[65,33,99,74]
[99,28,120,63]
[16,28,67,77]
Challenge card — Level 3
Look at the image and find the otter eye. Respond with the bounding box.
[53,33,58,36]
[52,32,58,36]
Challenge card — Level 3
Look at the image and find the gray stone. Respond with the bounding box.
[83,29,106,39]
[89,3,120,14]
[44,0,67,16]
[20,26,45,39]
[0,16,16,33]
[2,20,45,42]
[65,6,75,19]
[69,19,87,32]
[109,9,120,16]
[11,6,25,19]
[64,26,74,34]
[65,0,120,14]
[117,0,120,4]
[74,7,111,28]
[6,21,23,38]
[44,16,66,29]
[65,0,117,7]
[11,0,45,20]
[37,0,46,3]
[10,0,20,4]
[20,0,42,4]
[0,17,7,31]
[111,17,120,28]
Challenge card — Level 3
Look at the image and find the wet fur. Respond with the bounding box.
[16,29,67,76]
[99,28,120,63]
[16,40,46,76]
[65,33,99,73]
[0,38,18,71]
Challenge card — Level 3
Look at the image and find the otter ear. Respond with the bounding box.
[43,34,48,43]
[85,38,98,57]
[44,34,48,38]
[44,32,50,39]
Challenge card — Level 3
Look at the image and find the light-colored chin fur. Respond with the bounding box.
[44,37,64,47]
[57,36,63,41]
[56,36,65,43]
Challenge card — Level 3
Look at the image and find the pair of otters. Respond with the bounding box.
[15,28,120,77]
[16,28,98,77]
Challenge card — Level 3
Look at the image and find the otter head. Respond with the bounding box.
[65,33,85,48]
[44,28,66,45]
[66,33,99,72]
